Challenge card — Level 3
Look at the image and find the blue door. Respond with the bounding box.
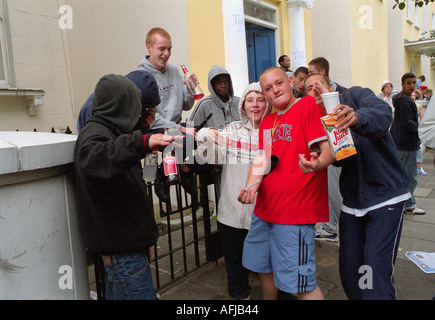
[246,27,276,82]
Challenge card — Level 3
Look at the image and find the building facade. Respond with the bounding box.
[310,0,434,93]
[0,0,433,133]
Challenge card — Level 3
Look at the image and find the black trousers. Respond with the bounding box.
[218,221,251,300]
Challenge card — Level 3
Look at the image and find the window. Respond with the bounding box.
[407,0,413,23]
[244,0,277,25]
[414,4,420,28]
[0,0,11,87]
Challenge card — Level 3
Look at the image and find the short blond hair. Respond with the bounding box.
[259,67,288,84]
[146,27,171,46]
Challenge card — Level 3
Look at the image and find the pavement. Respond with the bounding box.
[157,148,435,300]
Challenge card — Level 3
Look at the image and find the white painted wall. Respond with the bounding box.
[66,0,191,126]
[1,0,76,133]
[0,132,88,300]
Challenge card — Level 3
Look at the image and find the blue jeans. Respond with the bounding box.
[339,201,405,300]
[103,253,156,300]
[397,150,417,209]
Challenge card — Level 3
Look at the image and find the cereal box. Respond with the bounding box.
[321,114,357,161]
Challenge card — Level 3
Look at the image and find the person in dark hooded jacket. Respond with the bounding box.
[74,73,181,300]
[76,70,160,132]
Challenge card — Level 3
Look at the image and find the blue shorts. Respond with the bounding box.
[242,213,318,294]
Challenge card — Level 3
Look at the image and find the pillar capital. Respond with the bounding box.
[287,0,314,9]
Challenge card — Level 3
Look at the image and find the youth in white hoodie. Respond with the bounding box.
[196,82,272,229]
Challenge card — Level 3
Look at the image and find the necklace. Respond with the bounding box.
[271,97,297,147]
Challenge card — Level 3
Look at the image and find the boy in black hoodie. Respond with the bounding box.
[74,73,181,300]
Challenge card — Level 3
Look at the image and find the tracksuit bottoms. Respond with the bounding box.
[338,200,405,300]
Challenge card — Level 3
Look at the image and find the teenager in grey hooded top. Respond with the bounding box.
[138,56,194,130]
[189,65,240,129]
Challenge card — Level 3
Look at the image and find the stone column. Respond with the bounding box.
[287,0,314,69]
[222,0,249,96]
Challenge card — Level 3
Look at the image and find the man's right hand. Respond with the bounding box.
[147,133,184,152]
[237,188,256,204]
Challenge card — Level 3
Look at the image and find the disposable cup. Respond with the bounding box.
[321,92,340,114]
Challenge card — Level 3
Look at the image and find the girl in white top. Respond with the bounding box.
[196,82,271,299]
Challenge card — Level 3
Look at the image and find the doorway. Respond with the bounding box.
[246,26,276,82]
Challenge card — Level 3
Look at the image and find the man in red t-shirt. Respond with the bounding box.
[238,67,334,300]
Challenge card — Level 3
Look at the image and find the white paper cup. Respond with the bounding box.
[321,92,340,114]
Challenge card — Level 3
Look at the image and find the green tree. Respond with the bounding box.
[393,0,434,10]
[393,1,435,68]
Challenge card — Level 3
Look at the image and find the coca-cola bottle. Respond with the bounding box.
[162,130,180,185]
[181,64,204,100]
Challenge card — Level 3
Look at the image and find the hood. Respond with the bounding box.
[208,65,234,107]
[125,69,160,112]
[381,80,392,91]
[92,74,142,134]
[81,70,159,132]
[238,82,272,129]
[138,55,167,74]
[392,91,413,104]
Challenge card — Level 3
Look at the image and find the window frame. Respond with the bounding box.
[0,0,12,87]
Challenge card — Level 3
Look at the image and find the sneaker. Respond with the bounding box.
[315,228,338,242]
[211,209,217,220]
[404,206,426,215]
[419,167,428,176]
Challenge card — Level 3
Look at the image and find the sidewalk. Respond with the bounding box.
[158,149,435,300]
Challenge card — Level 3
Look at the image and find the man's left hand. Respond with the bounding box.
[332,104,358,131]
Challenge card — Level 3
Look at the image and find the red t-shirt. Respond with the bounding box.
[254,96,329,224]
